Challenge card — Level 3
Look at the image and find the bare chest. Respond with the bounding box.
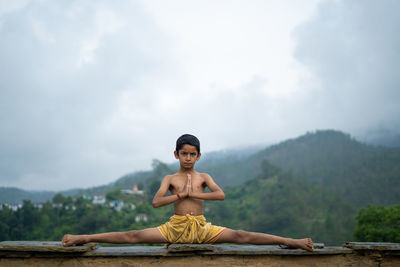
[169,176,206,193]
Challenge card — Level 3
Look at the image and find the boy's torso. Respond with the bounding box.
[169,172,207,216]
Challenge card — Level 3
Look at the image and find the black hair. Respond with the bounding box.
[176,134,200,153]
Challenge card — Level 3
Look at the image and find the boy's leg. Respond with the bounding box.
[62,228,167,247]
[215,228,314,251]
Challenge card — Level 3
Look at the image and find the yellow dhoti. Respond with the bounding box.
[157,214,225,244]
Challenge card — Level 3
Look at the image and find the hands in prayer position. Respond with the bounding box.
[178,174,192,199]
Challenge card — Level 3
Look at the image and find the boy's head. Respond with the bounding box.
[176,134,200,153]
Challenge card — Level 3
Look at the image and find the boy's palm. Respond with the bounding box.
[187,174,192,196]
[178,174,192,198]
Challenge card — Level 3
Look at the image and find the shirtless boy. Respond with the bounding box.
[62,134,314,251]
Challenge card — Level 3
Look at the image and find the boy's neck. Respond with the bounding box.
[178,167,196,174]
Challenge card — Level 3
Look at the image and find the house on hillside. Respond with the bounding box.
[135,213,148,222]
[0,203,22,211]
[109,200,125,211]
[121,184,144,195]
[93,195,106,205]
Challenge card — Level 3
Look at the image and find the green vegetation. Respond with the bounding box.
[205,161,355,245]
[1,130,399,245]
[354,204,400,242]
[0,193,173,242]
[253,130,400,208]
[0,161,175,243]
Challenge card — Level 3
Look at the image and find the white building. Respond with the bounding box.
[93,195,106,205]
[135,213,148,222]
[121,184,144,195]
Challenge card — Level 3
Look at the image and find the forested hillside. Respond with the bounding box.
[252,130,400,207]
[204,161,355,245]
[3,130,399,208]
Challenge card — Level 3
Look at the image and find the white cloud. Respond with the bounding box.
[10,0,397,192]
[0,0,172,190]
[293,0,400,134]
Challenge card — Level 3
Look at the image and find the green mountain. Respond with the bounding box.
[0,187,82,205]
[252,130,400,208]
[0,187,56,205]
[2,129,399,209]
[192,130,400,208]
[205,163,355,245]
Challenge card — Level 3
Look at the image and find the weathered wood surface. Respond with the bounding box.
[2,242,399,258]
[85,244,351,257]
[167,244,215,252]
[343,242,400,251]
[279,243,324,249]
[167,243,324,253]
[0,241,97,253]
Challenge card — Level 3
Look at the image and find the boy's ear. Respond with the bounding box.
[174,150,179,159]
[197,152,201,160]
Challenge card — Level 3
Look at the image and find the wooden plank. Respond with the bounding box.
[167,244,215,252]
[279,243,324,249]
[343,242,400,251]
[0,241,97,253]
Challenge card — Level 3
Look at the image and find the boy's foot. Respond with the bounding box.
[62,234,88,247]
[284,238,314,251]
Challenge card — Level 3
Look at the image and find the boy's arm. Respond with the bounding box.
[152,175,189,208]
[189,174,225,201]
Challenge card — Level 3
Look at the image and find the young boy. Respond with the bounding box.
[62,134,314,251]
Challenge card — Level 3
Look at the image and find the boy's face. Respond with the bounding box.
[174,144,201,170]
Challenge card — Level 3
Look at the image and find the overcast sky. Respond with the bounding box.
[1,0,399,191]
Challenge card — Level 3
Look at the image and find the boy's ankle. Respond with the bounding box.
[82,235,90,244]
[283,238,292,246]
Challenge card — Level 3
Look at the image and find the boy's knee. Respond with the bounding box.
[234,230,250,244]
[126,230,140,243]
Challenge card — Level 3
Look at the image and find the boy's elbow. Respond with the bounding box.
[219,191,225,200]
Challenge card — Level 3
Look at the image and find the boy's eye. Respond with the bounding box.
[191,153,197,157]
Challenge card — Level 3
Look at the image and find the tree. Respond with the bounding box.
[354,204,400,242]
[52,193,66,204]
[260,160,281,178]
[106,188,122,202]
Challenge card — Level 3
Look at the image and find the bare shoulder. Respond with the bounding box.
[199,172,222,191]
[199,172,214,181]
[168,172,181,179]
[165,172,182,183]
[160,174,174,183]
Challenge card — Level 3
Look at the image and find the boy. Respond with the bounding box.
[62,134,314,251]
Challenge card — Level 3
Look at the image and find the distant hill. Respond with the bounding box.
[72,145,264,196]
[0,187,82,205]
[69,129,400,210]
[2,130,399,209]
[252,130,400,208]
[0,187,56,204]
[196,130,400,208]
[0,146,263,204]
